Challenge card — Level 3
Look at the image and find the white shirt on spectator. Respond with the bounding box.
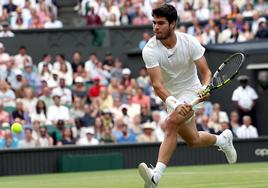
[77,137,99,145]
[14,54,33,70]
[236,125,258,138]
[196,7,210,21]
[232,85,258,110]
[19,139,37,148]
[47,105,70,123]
[44,20,63,29]
[21,97,38,114]
[0,31,15,38]
[52,87,72,106]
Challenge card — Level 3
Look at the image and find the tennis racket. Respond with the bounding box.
[191,52,245,106]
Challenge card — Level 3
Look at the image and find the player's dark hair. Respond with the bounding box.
[152,4,178,24]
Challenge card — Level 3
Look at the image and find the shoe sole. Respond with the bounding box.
[138,163,152,188]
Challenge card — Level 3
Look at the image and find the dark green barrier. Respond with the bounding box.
[58,153,123,172]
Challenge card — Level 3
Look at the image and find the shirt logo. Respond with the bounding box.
[168,54,174,58]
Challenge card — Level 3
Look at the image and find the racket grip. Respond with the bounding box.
[190,97,201,106]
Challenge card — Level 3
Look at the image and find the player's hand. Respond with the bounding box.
[165,96,180,112]
[175,103,194,120]
[197,85,210,102]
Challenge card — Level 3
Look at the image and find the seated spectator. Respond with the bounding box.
[77,127,99,145]
[110,58,123,81]
[36,126,53,147]
[0,22,14,37]
[11,98,31,125]
[108,77,120,97]
[136,67,150,94]
[47,92,70,125]
[116,123,136,143]
[99,126,115,144]
[19,127,37,148]
[197,115,216,134]
[30,99,48,126]
[208,113,221,133]
[211,103,229,123]
[69,97,85,122]
[74,64,89,83]
[0,101,9,124]
[255,0,268,15]
[138,32,151,50]
[59,127,76,145]
[3,0,17,13]
[99,87,113,111]
[21,86,38,113]
[241,21,254,41]
[80,104,96,127]
[88,76,103,99]
[38,86,54,108]
[72,77,88,103]
[0,129,19,149]
[236,116,258,138]
[58,63,73,86]
[38,54,53,74]
[195,1,209,21]
[86,7,102,26]
[52,77,72,106]
[155,120,165,142]
[112,117,125,140]
[140,104,152,124]
[216,121,237,138]
[132,8,150,25]
[242,1,254,18]
[125,94,141,119]
[229,111,240,135]
[129,114,143,137]
[0,79,16,107]
[44,13,63,29]
[132,87,150,111]
[255,18,268,39]
[137,122,157,143]
[225,26,246,43]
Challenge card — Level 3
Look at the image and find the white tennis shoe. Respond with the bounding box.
[138,163,158,188]
[218,129,237,164]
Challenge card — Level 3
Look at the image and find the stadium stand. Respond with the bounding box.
[0,0,268,149]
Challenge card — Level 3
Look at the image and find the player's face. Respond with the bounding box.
[153,16,174,40]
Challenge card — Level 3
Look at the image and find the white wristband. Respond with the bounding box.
[165,96,178,111]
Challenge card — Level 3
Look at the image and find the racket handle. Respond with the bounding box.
[190,97,201,106]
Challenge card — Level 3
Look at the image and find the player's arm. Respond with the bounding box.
[195,56,212,101]
[195,56,212,86]
[147,66,170,102]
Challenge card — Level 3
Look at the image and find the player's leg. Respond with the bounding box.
[138,104,193,188]
[178,116,237,164]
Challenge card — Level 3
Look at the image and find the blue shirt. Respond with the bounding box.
[116,133,136,143]
[0,137,19,149]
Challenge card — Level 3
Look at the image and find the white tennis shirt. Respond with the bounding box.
[142,32,205,96]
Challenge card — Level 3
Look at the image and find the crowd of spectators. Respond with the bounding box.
[0,0,62,31]
[0,41,259,149]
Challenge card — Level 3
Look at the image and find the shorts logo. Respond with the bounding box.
[255,148,268,157]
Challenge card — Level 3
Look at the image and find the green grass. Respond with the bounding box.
[1,162,268,188]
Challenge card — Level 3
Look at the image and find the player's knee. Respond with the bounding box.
[187,138,200,148]
[164,117,178,134]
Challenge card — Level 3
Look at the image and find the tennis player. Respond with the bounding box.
[138,4,237,188]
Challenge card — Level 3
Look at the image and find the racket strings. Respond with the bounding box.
[213,54,244,86]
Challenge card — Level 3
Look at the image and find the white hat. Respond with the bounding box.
[85,127,95,135]
[122,68,131,75]
[258,17,267,24]
[51,90,62,98]
[51,69,59,75]
[75,76,84,83]
[142,122,155,130]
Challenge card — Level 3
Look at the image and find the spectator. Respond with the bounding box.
[19,127,37,148]
[30,99,48,126]
[195,1,209,21]
[140,104,152,124]
[86,7,102,26]
[232,75,258,125]
[241,21,254,41]
[39,63,51,82]
[137,122,157,143]
[3,0,17,14]
[255,18,268,39]
[0,56,15,84]
[110,58,123,81]
[0,42,10,71]
[14,46,33,70]
[69,97,85,122]
[51,77,72,106]
[138,32,151,50]
[21,87,38,114]
[44,13,62,28]
[132,8,150,25]
[229,111,240,135]
[132,87,150,111]
[77,127,99,145]
[116,123,136,143]
[129,114,142,137]
[58,62,73,86]
[72,76,88,103]
[208,113,221,133]
[80,104,96,127]
[11,98,30,124]
[71,51,83,73]
[59,127,76,145]
[99,87,113,111]
[0,22,15,37]
[255,0,268,15]
[0,129,19,149]
[88,76,102,99]
[0,101,9,124]
[38,86,54,108]
[225,26,246,43]
[236,116,258,138]
[36,126,53,147]
[211,103,229,123]
[155,120,165,142]
[38,54,53,74]
[99,126,114,143]
[84,52,99,81]
[47,93,70,125]
[23,61,41,90]
[0,79,16,107]
[242,1,254,17]
[197,115,216,134]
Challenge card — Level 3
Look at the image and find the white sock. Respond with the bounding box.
[214,135,225,147]
[153,162,167,184]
